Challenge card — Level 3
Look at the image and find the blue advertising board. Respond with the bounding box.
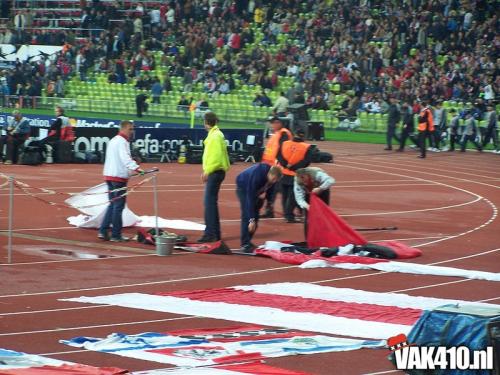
[0,112,263,153]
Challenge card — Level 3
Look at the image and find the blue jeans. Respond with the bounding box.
[99,181,127,238]
[203,170,225,239]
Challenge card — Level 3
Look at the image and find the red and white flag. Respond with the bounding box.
[64,283,498,340]
[132,361,310,374]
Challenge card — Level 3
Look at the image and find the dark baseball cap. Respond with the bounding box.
[268,116,282,123]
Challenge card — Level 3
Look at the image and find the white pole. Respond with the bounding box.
[7,176,14,264]
[152,174,161,254]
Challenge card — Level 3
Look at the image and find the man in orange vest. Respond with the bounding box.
[260,117,292,218]
[277,128,313,223]
[417,100,434,158]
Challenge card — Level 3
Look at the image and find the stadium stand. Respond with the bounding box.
[0,0,498,130]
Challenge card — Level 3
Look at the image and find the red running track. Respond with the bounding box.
[0,141,499,374]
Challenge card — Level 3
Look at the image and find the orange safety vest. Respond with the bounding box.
[262,127,292,165]
[279,140,311,176]
[417,107,434,132]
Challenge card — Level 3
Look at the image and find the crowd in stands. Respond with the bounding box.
[0,0,497,122]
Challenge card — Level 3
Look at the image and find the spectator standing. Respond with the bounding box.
[151,78,163,104]
[273,91,289,117]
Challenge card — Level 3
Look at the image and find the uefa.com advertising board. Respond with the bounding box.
[0,113,263,154]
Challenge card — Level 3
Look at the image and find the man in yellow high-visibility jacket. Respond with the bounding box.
[199,112,230,243]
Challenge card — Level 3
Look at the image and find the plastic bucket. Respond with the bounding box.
[156,234,176,256]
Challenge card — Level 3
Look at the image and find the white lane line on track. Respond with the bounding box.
[0,305,108,316]
[0,254,159,266]
[477,296,500,302]
[0,183,436,197]
[0,316,198,336]
[362,157,500,189]
[337,161,498,247]
[0,265,298,298]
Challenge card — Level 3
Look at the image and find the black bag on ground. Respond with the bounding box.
[19,146,43,165]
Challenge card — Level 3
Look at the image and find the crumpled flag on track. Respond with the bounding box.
[256,241,499,282]
[255,240,421,266]
[65,183,205,231]
[61,283,499,340]
[131,361,311,374]
[299,258,500,282]
[0,348,127,374]
[61,325,384,367]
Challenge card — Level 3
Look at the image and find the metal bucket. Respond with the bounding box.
[156,234,177,256]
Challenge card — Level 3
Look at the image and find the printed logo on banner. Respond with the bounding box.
[388,333,494,371]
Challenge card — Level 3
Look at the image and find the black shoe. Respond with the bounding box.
[396,148,404,152]
[384,147,392,151]
[240,243,257,254]
[197,235,218,243]
[110,236,130,242]
[417,155,425,158]
[285,217,299,223]
[260,210,274,219]
[98,232,109,241]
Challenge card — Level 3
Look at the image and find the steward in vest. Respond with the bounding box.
[260,116,292,218]
[277,128,313,223]
[40,106,76,162]
[417,100,434,158]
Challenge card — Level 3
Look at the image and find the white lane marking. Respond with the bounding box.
[0,254,158,266]
[0,316,197,336]
[0,265,298,298]
[338,161,498,247]
[0,305,108,316]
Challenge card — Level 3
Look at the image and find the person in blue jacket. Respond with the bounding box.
[236,163,282,253]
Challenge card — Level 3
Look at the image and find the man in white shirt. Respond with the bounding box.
[99,120,144,242]
[273,92,289,117]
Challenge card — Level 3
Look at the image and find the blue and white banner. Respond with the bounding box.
[61,325,384,367]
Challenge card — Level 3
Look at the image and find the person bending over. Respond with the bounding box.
[294,167,335,237]
[236,163,282,253]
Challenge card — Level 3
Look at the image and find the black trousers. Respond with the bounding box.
[236,186,260,247]
[418,130,432,158]
[449,132,458,151]
[281,179,297,220]
[203,170,226,239]
[461,135,482,152]
[482,126,498,149]
[399,128,418,150]
[386,125,400,149]
[304,189,330,238]
[5,135,25,163]
[264,180,280,213]
[0,135,6,160]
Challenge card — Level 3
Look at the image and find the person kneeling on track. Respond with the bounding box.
[236,163,282,254]
[294,167,335,238]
